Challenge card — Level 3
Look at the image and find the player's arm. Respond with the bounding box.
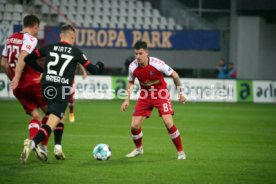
[23,49,44,73]
[160,61,186,104]
[121,80,134,112]
[121,65,135,112]
[11,50,30,89]
[11,36,38,90]
[171,71,186,104]
[78,52,104,74]
[1,45,12,80]
[82,60,104,74]
[1,56,12,80]
[79,64,87,79]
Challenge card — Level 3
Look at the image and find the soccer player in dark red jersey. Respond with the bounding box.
[19,24,104,162]
[121,41,187,160]
[1,15,50,148]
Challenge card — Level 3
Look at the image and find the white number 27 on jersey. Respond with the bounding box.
[48,52,73,76]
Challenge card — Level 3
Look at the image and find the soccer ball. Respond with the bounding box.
[92,144,111,160]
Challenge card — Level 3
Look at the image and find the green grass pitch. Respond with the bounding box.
[0,100,276,184]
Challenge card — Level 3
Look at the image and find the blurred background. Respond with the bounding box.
[1,0,275,80]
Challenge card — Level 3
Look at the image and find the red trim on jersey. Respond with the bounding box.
[35,49,41,57]
[55,127,64,131]
[83,61,90,68]
[59,41,71,45]
[40,128,49,139]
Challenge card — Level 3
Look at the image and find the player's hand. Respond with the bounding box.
[34,74,42,83]
[10,78,19,90]
[121,100,129,112]
[96,61,104,73]
[179,93,186,104]
[82,72,87,79]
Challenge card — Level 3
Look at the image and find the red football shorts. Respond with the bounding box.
[133,97,174,118]
[13,83,46,114]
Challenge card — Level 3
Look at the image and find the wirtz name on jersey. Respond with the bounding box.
[46,74,69,84]
[53,46,72,53]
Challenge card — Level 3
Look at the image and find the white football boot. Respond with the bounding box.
[125,147,144,158]
[177,151,187,160]
[20,139,47,162]
[20,139,32,163]
[54,145,65,160]
[33,145,48,161]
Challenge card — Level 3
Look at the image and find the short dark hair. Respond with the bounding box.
[61,24,76,33]
[134,41,147,50]
[23,15,40,28]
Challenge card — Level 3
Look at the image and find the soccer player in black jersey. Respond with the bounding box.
[20,24,104,162]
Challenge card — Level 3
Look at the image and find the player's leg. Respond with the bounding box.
[162,114,186,160]
[13,88,42,140]
[34,86,49,152]
[68,83,75,123]
[126,99,153,158]
[40,115,49,152]
[53,115,66,160]
[21,114,61,162]
[156,97,186,160]
[126,116,146,158]
[28,108,42,139]
[21,114,60,162]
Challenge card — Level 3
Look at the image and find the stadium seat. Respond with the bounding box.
[13,12,21,21]
[118,16,127,24]
[5,4,13,12]
[144,9,151,17]
[109,22,116,29]
[142,24,150,30]
[103,8,111,16]
[0,0,7,4]
[34,0,42,6]
[3,12,12,21]
[91,22,99,28]
[126,22,133,29]
[14,4,23,13]
[117,22,125,29]
[144,1,152,9]
[0,4,4,12]
[175,25,183,30]
[152,9,160,18]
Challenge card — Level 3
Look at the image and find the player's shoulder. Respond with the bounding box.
[149,56,165,68]
[23,33,38,43]
[128,59,139,71]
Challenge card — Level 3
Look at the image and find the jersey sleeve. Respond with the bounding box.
[127,61,137,82]
[1,44,8,57]
[150,57,173,76]
[161,63,174,76]
[75,49,100,74]
[21,34,38,54]
[128,68,135,81]
[23,46,47,73]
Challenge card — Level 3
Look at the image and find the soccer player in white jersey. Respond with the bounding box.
[121,41,187,160]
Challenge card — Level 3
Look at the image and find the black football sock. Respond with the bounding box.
[33,124,52,147]
[54,122,64,145]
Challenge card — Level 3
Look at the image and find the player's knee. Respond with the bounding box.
[31,113,41,121]
[29,109,42,121]
[131,126,140,131]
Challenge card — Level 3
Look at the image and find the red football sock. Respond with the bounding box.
[41,116,49,146]
[28,119,41,139]
[131,128,143,148]
[168,125,183,152]
[69,95,74,113]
